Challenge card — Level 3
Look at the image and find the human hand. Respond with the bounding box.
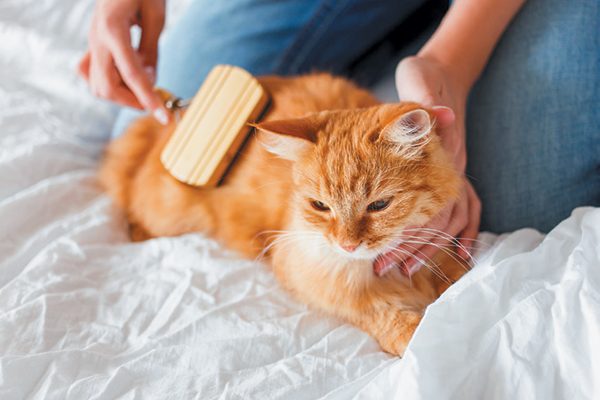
[374,55,481,277]
[78,0,168,123]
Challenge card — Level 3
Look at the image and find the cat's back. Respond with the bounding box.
[258,73,379,119]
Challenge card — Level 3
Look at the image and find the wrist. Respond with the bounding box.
[418,0,527,94]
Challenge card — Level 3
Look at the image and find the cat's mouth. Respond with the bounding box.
[332,245,379,260]
[331,241,415,276]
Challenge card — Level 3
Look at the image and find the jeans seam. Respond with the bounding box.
[275,0,354,74]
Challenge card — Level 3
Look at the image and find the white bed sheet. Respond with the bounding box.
[1,1,599,399]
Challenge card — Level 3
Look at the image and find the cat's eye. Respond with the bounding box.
[310,200,330,212]
[367,198,391,212]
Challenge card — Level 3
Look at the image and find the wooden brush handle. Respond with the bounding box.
[160,65,270,187]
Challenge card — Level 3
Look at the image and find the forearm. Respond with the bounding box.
[419,0,526,91]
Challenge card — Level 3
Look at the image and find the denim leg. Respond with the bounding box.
[466,0,600,233]
[111,0,425,138]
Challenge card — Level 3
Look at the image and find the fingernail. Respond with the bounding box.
[432,106,455,119]
[461,248,472,260]
[407,260,424,276]
[153,109,168,125]
[378,263,397,277]
[403,257,416,269]
[398,260,419,277]
[144,66,156,84]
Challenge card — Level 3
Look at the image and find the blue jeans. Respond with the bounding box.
[112,0,600,234]
[112,0,425,134]
[466,0,600,233]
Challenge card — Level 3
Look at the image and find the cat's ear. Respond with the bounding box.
[252,117,318,161]
[379,108,433,146]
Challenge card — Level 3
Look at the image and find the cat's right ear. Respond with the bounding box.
[252,118,317,162]
[378,108,433,146]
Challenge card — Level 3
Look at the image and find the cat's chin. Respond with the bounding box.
[331,246,381,261]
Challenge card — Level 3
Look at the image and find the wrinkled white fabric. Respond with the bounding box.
[1,2,599,399]
[347,210,600,399]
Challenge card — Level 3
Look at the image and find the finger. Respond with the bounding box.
[445,197,468,238]
[89,47,143,109]
[374,200,455,276]
[457,182,481,259]
[373,250,412,276]
[381,229,439,275]
[374,242,428,277]
[394,56,435,104]
[78,52,91,80]
[399,243,427,275]
[138,2,165,71]
[393,229,437,261]
[111,84,144,109]
[107,25,167,121]
[88,46,114,97]
[373,228,432,276]
[441,189,472,259]
[431,106,455,128]
[384,201,454,269]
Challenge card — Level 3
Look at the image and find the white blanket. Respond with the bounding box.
[1,1,599,399]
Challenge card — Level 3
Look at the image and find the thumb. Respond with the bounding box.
[138,2,165,74]
[432,106,455,129]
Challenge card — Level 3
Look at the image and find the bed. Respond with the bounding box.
[1,1,599,399]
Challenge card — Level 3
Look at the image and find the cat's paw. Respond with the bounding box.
[129,223,151,242]
[435,254,471,295]
[377,311,422,357]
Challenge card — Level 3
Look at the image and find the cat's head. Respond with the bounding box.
[255,103,460,261]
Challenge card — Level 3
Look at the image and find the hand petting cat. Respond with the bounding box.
[379,0,526,277]
[373,54,482,277]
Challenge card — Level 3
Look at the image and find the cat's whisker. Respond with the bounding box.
[388,231,474,272]
[399,227,477,262]
[385,243,434,274]
[395,239,470,273]
[257,229,321,239]
[395,243,452,285]
[386,247,422,287]
[266,233,318,248]
[383,231,465,278]
[392,245,452,285]
[255,230,324,262]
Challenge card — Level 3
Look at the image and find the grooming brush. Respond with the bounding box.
[159,65,270,187]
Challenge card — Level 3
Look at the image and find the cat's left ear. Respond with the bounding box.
[252,117,318,162]
[379,108,433,146]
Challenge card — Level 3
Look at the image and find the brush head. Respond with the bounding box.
[160,65,270,187]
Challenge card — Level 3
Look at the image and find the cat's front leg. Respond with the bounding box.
[270,248,424,356]
[129,223,151,242]
[354,305,422,356]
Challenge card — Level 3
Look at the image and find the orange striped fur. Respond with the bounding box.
[100,73,467,355]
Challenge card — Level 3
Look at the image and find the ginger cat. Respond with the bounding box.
[100,73,468,356]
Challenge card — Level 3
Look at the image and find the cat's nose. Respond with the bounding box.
[340,241,361,253]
